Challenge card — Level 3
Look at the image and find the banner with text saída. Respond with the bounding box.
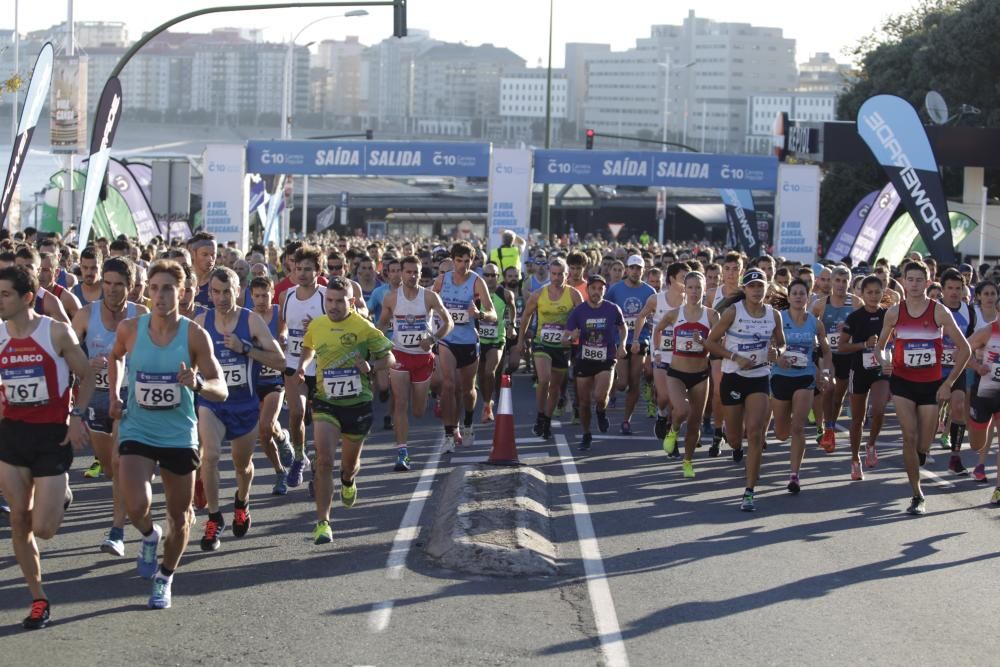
[773,163,820,264]
[487,148,533,252]
[202,144,247,249]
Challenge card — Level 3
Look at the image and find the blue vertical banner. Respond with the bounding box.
[720,188,762,258]
[857,94,955,262]
[826,189,879,261]
[848,183,900,265]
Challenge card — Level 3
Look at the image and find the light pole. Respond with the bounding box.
[656,57,695,246]
[280,9,367,240]
[539,0,554,242]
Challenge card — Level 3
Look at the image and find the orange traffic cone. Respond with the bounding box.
[487,374,520,466]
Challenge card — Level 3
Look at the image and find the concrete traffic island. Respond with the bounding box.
[425,463,558,577]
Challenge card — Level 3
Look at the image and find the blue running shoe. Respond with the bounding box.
[287,457,310,488]
[136,524,161,579]
[394,448,411,471]
[272,471,288,496]
[277,430,294,469]
[148,572,172,609]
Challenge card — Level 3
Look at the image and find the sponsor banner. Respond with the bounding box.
[169,220,192,242]
[876,211,977,266]
[826,189,880,261]
[487,148,533,252]
[78,77,123,245]
[720,189,761,258]
[848,183,899,265]
[534,150,778,190]
[857,94,956,263]
[108,158,160,243]
[202,144,248,249]
[50,55,88,154]
[262,174,287,248]
[247,174,266,214]
[1,43,53,228]
[316,204,336,232]
[127,162,153,201]
[773,164,820,264]
[246,140,491,177]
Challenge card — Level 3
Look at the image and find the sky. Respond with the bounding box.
[7,0,925,68]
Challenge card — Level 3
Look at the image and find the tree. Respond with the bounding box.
[821,0,1000,237]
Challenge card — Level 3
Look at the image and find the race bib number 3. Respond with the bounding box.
[1,366,49,406]
[903,341,936,369]
[784,344,810,369]
[941,347,956,367]
[135,372,181,410]
[581,344,607,361]
[540,324,563,345]
[322,368,362,399]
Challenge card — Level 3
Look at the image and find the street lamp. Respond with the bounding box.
[280,9,368,240]
[657,57,697,151]
[540,0,554,242]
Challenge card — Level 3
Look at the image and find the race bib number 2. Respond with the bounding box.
[540,324,563,344]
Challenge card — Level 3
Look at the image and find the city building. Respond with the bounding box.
[498,68,567,143]
[744,91,837,153]
[564,42,610,131]
[798,52,853,94]
[360,30,440,134]
[312,36,366,121]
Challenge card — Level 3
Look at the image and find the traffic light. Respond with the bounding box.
[365,128,374,140]
[585,128,595,149]
[393,0,407,38]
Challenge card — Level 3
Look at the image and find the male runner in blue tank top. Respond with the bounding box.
[109,260,228,609]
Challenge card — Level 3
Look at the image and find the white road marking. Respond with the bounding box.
[921,467,956,488]
[554,434,629,667]
[368,435,444,633]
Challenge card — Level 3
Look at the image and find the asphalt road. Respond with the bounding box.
[2,374,999,666]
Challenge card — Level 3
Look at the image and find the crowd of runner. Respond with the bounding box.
[1,224,999,629]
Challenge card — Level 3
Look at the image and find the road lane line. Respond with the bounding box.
[368,435,444,633]
[921,467,956,488]
[554,434,629,667]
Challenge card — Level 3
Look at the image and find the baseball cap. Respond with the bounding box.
[741,269,767,286]
[587,273,608,285]
[959,263,973,272]
[626,255,644,267]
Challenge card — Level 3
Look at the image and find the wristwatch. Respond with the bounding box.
[241,339,252,356]
[69,407,85,419]
[193,372,206,393]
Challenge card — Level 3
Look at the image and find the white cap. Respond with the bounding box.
[626,255,644,267]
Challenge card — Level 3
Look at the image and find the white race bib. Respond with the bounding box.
[675,329,703,354]
[941,346,956,367]
[448,308,470,325]
[660,329,674,352]
[287,328,304,357]
[2,366,49,406]
[478,322,499,339]
[581,344,607,361]
[258,365,282,379]
[863,348,881,370]
[827,333,840,352]
[624,317,637,332]
[135,372,181,410]
[322,368,362,399]
[540,324,563,345]
[784,343,810,369]
[222,363,248,388]
[737,341,768,367]
[95,368,110,390]
[903,341,936,368]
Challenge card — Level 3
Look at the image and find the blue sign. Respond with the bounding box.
[246,140,491,177]
[533,149,778,190]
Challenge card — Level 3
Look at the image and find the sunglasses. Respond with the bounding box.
[483,272,498,278]
[328,264,344,270]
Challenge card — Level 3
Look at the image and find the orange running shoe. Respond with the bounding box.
[820,428,836,453]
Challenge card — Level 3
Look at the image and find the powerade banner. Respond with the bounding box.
[78,77,123,245]
[875,211,977,266]
[857,94,955,262]
[534,150,778,189]
[826,189,879,261]
[848,183,900,265]
[108,158,160,243]
[720,189,761,258]
[246,140,490,177]
[1,43,53,228]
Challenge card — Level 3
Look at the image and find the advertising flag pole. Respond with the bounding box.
[979,186,988,268]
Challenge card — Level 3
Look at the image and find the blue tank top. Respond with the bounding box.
[773,311,817,378]
[254,305,283,388]
[199,307,255,404]
[72,283,90,307]
[821,296,855,356]
[119,315,198,449]
[56,269,71,288]
[86,300,137,394]
[440,271,478,345]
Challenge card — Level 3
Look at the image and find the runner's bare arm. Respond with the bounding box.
[247,311,286,371]
[187,323,228,402]
[473,276,497,323]
[55,321,96,417]
[376,291,395,331]
[633,293,658,335]
[815,320,834,373]
[425,290,454,340]
[703,305,736,359]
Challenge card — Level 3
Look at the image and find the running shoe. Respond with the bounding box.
[454,426,464,446]
[194,478,208,510]
[63,485,73,510]
[136,524,162,579]
[732,446,744,463]
[443,434,456,454]
[100,528,126,557]
[579,433,593,452]
[383,415,393,430]
[532,415,544,437]
[820,428,836,453]
[620,420,632,436]
[540,417,552,440]
[740,491,756,512]
[991,488,1000,505]
[906,495,927,516]
[807,408,816,426]
[655,416,669,440]
[948,455,969,476]
[83,460,102,479]
[787,474,800,494]
[287,457,310,488]
[663,430,678,456]
[865,443,878,469]
[272,472,289,496]
[232,503,251,538]
[148,573,172,610]
[394,448,411,471]
[596,412,610,434]
[22,599,50,630]
[341,481,358,508]
[313,520,333,545]
[682,460,695,479]
[939,434,951,451]
[973,463,987,483]
[278,430,294,469]
[200,517,225,551]
[482,401,495,423]
[464,421,475,444]
[851,461,864,481]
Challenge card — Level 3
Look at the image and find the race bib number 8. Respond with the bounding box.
[540,324,563,345]
[581,344,607,361]
[675,330,703,353]
[323,368,362,399]
[478,322,499,339]
[135,372,181,410]
[449,309,470,325]
[827,333,840,352]
[903,341,936,368]
[2,367,49,406]
[660,330,674,352]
